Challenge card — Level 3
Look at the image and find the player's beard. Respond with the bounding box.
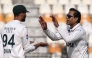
[21,16,26,22]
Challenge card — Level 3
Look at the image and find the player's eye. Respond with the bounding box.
[67,14,73,18]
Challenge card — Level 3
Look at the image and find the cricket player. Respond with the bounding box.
[39,8,88,58]
[1,5,48,58]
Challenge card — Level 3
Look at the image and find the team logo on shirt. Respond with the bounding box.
[26,34,28,40]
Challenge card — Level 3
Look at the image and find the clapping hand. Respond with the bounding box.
[39,16,47,30]
[50,15,59,28]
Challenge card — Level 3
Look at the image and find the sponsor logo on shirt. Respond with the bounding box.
[66,43,75,47]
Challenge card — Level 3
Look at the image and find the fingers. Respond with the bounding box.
[38,18,46,26]
[39,16,45,24]
[50,15,56,22]
[39,42,49,46]
[39,16,45,22]
[50,15,54,18]
[38,19,42,25]
[43,42,48,45]
[42,43,48,46]
[50,15,55,19]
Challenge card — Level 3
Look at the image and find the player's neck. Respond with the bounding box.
[14,17,21,21]
[70,23,78,29]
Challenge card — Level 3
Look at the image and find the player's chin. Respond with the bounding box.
[66,21,71,25]
[66,22,69,25]
[21,21,25,22]
[21,20,25,22]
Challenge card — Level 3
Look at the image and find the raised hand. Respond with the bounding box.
[39,16,47,30]
[50,15,59,28]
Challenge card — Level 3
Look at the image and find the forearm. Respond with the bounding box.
[25,43,40,52]
[34,42,48,49]
[44,29,61,41]
[34,43,40,49]
[56,26,70,42]
[24,44,36,53]
[24,43,40,53]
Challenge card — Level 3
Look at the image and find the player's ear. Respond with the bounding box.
[19,13,24,18]
[74,17,78,22]
[19,13,23,16]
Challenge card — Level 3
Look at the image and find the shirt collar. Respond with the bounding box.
[69,23,80,31]
[12,20,21,23]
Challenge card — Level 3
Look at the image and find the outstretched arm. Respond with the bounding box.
[34,42,48,49]
[39,16,63,41]
[50,15,85,43]
[21,28,48,53]
[44,29,62,41]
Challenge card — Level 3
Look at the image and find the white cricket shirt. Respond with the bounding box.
[44,23,88,58]
[1,20,35,58]
[0,34,3,58]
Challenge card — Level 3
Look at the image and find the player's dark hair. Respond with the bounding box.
[14,12,26,17]
[14,13,20,16]
[69,8,81,23]
[13,5,29,17]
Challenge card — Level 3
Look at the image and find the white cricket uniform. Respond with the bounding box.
[44,23,88,58]
[0,34,3,58]
[1,20,35,58]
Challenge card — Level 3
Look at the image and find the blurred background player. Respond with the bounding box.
[0,5,48,58]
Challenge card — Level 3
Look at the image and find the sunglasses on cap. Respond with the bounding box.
[67,14,73,18]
